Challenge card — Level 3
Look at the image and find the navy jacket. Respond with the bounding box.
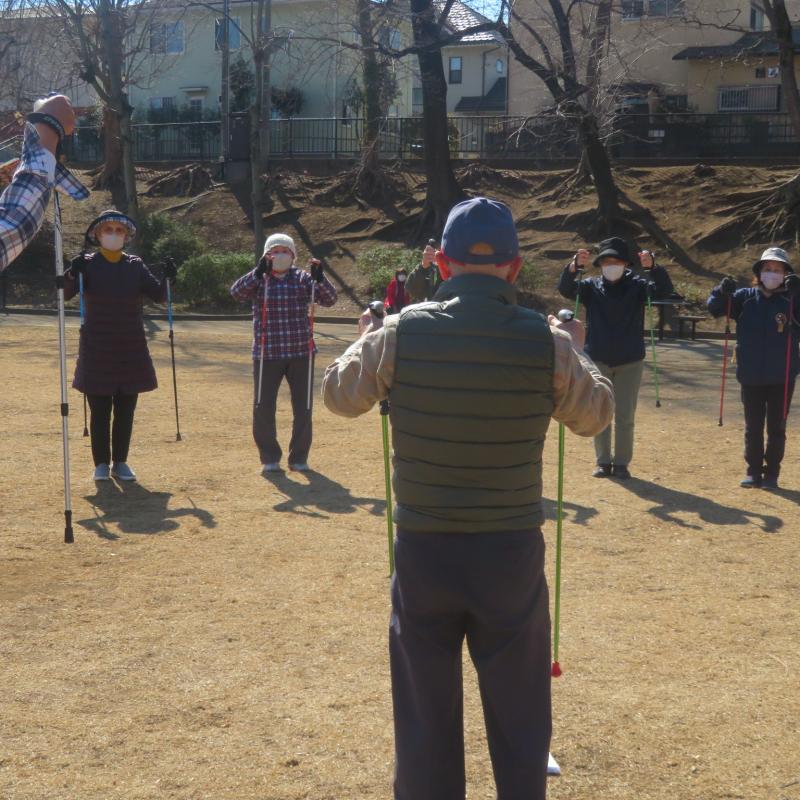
[557,265,674,367]
[707,285,800,386]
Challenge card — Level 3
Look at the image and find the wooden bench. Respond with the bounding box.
[676,314,706,340]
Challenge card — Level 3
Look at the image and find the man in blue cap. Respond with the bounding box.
[323,197,614,799]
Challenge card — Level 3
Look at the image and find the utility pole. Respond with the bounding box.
[220,0,231,162]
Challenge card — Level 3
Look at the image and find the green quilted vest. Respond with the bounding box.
[391,273,555,533]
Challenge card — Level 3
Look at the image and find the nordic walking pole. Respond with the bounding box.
[256,274,269,407]
[551,271,583,678]
[645,289,662,408]
[165,261,182,441]
[380,399,394,576]
[719,294,732,426]
[784,297,794,421]
[306,263,318,410]
[53,193,74,544]
[78,272,88,437]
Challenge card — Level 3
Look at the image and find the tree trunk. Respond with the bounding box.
[765,0,800,136]
[411,0,464,236]
[95,105,124,195]
[576,110,620,228]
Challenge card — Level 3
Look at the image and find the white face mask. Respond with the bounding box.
[601,264,625,283]
[270,251,294,272]
[761,271,784,291]
[397,274,407,283]
[99,232,125,252]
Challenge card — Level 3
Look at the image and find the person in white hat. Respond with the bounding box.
[708,246,800,488]
[230,232,337,473]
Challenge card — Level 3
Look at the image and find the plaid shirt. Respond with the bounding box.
[230,265,338,360]
[0,123,89,272]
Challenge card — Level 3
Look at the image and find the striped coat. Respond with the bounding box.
[65,252,166,395]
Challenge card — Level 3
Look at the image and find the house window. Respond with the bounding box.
[412,87,423,108]
[215,17,242,51]
[188,98,203,118]
[449,56,462,84]
[755,67,766,79]
[750,5,765,30]
[648,0,684,16]
[622,1,644,18]
[718,85,780,112]
[149,96,175,110]
[379,27,401,50]
[496,58,504,74]
[150,21,184,54]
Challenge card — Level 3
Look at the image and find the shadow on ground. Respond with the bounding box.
[79,481,216,540]
[262,469,386,518]
[617,477,784,533]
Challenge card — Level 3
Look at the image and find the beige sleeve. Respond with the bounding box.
[551,327,614,437]
[322,315,398,417]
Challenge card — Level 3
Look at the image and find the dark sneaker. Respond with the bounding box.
[612,465,631,480]
[592,464,612,478]
[761,475,779,490]
[740,475,761,488]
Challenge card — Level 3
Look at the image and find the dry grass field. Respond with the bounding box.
[1,314,799,800]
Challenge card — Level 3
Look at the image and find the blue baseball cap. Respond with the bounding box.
[441,197,519,265]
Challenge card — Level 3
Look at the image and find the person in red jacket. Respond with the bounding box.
[384,268,411,314]
[64,210,175,482]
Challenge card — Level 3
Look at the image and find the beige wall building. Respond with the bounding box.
[508,0,800,117]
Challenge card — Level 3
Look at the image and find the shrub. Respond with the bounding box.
[137,213,203,267]
[516,257,541,292]
[356,245,420,297]
[178,252,253,309]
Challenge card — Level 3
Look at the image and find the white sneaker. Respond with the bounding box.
[111,462,137,481]
[93,463,111,481]
[289,462,310,472]
[261,462,282,474]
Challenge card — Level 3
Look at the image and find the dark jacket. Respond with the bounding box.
[406,262,441,302]
[557,265,674,367]
[708,285,800,386]
[65,252,166,395]
[391,273,554,533]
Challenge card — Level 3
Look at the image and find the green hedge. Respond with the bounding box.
[177,253,253,309]
[355,245,420,297]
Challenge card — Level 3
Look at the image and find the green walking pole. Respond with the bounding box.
[380,399,394,576]
[550,271,583,677]
[645,290,662,408]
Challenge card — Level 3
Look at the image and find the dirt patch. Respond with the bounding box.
[1,317,799,799]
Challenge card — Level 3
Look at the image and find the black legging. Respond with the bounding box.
[86,393,139,466]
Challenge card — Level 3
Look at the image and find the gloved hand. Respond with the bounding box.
[68,253,89,283]
[720,276,737,295]
[309,258,324,282]
[255,255,272,278]
[784,273,800,297]
[162,257,177,283]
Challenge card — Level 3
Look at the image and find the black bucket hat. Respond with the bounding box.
[86,209,137,245]
[593,237,632,267]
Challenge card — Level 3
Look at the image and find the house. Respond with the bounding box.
[507,0,800,117]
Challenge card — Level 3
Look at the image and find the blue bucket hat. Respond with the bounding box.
[441,197,519,265]
[86,209,137,245]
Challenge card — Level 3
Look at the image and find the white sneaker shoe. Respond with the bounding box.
[93,463,111,481]
[289,462,310,472]
[261,462,282,474]
[111,462,137,481]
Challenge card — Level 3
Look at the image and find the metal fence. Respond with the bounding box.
[62,112,800,164]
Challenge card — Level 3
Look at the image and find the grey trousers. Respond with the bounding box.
[252,357,312,465]
[594,359,645,467]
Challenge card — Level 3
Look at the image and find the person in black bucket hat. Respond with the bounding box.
[558,236,674,479]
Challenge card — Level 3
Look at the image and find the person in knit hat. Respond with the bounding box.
[230,232,338,473]
[558,236,674,480]
[708,246,800,488]
[64,209,176,482]
[323,197,613,800]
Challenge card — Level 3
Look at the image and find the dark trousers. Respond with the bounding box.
[741,382,795,478]
[86,393,139,466]
[252,357,312,465]
[390,528,552,800]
